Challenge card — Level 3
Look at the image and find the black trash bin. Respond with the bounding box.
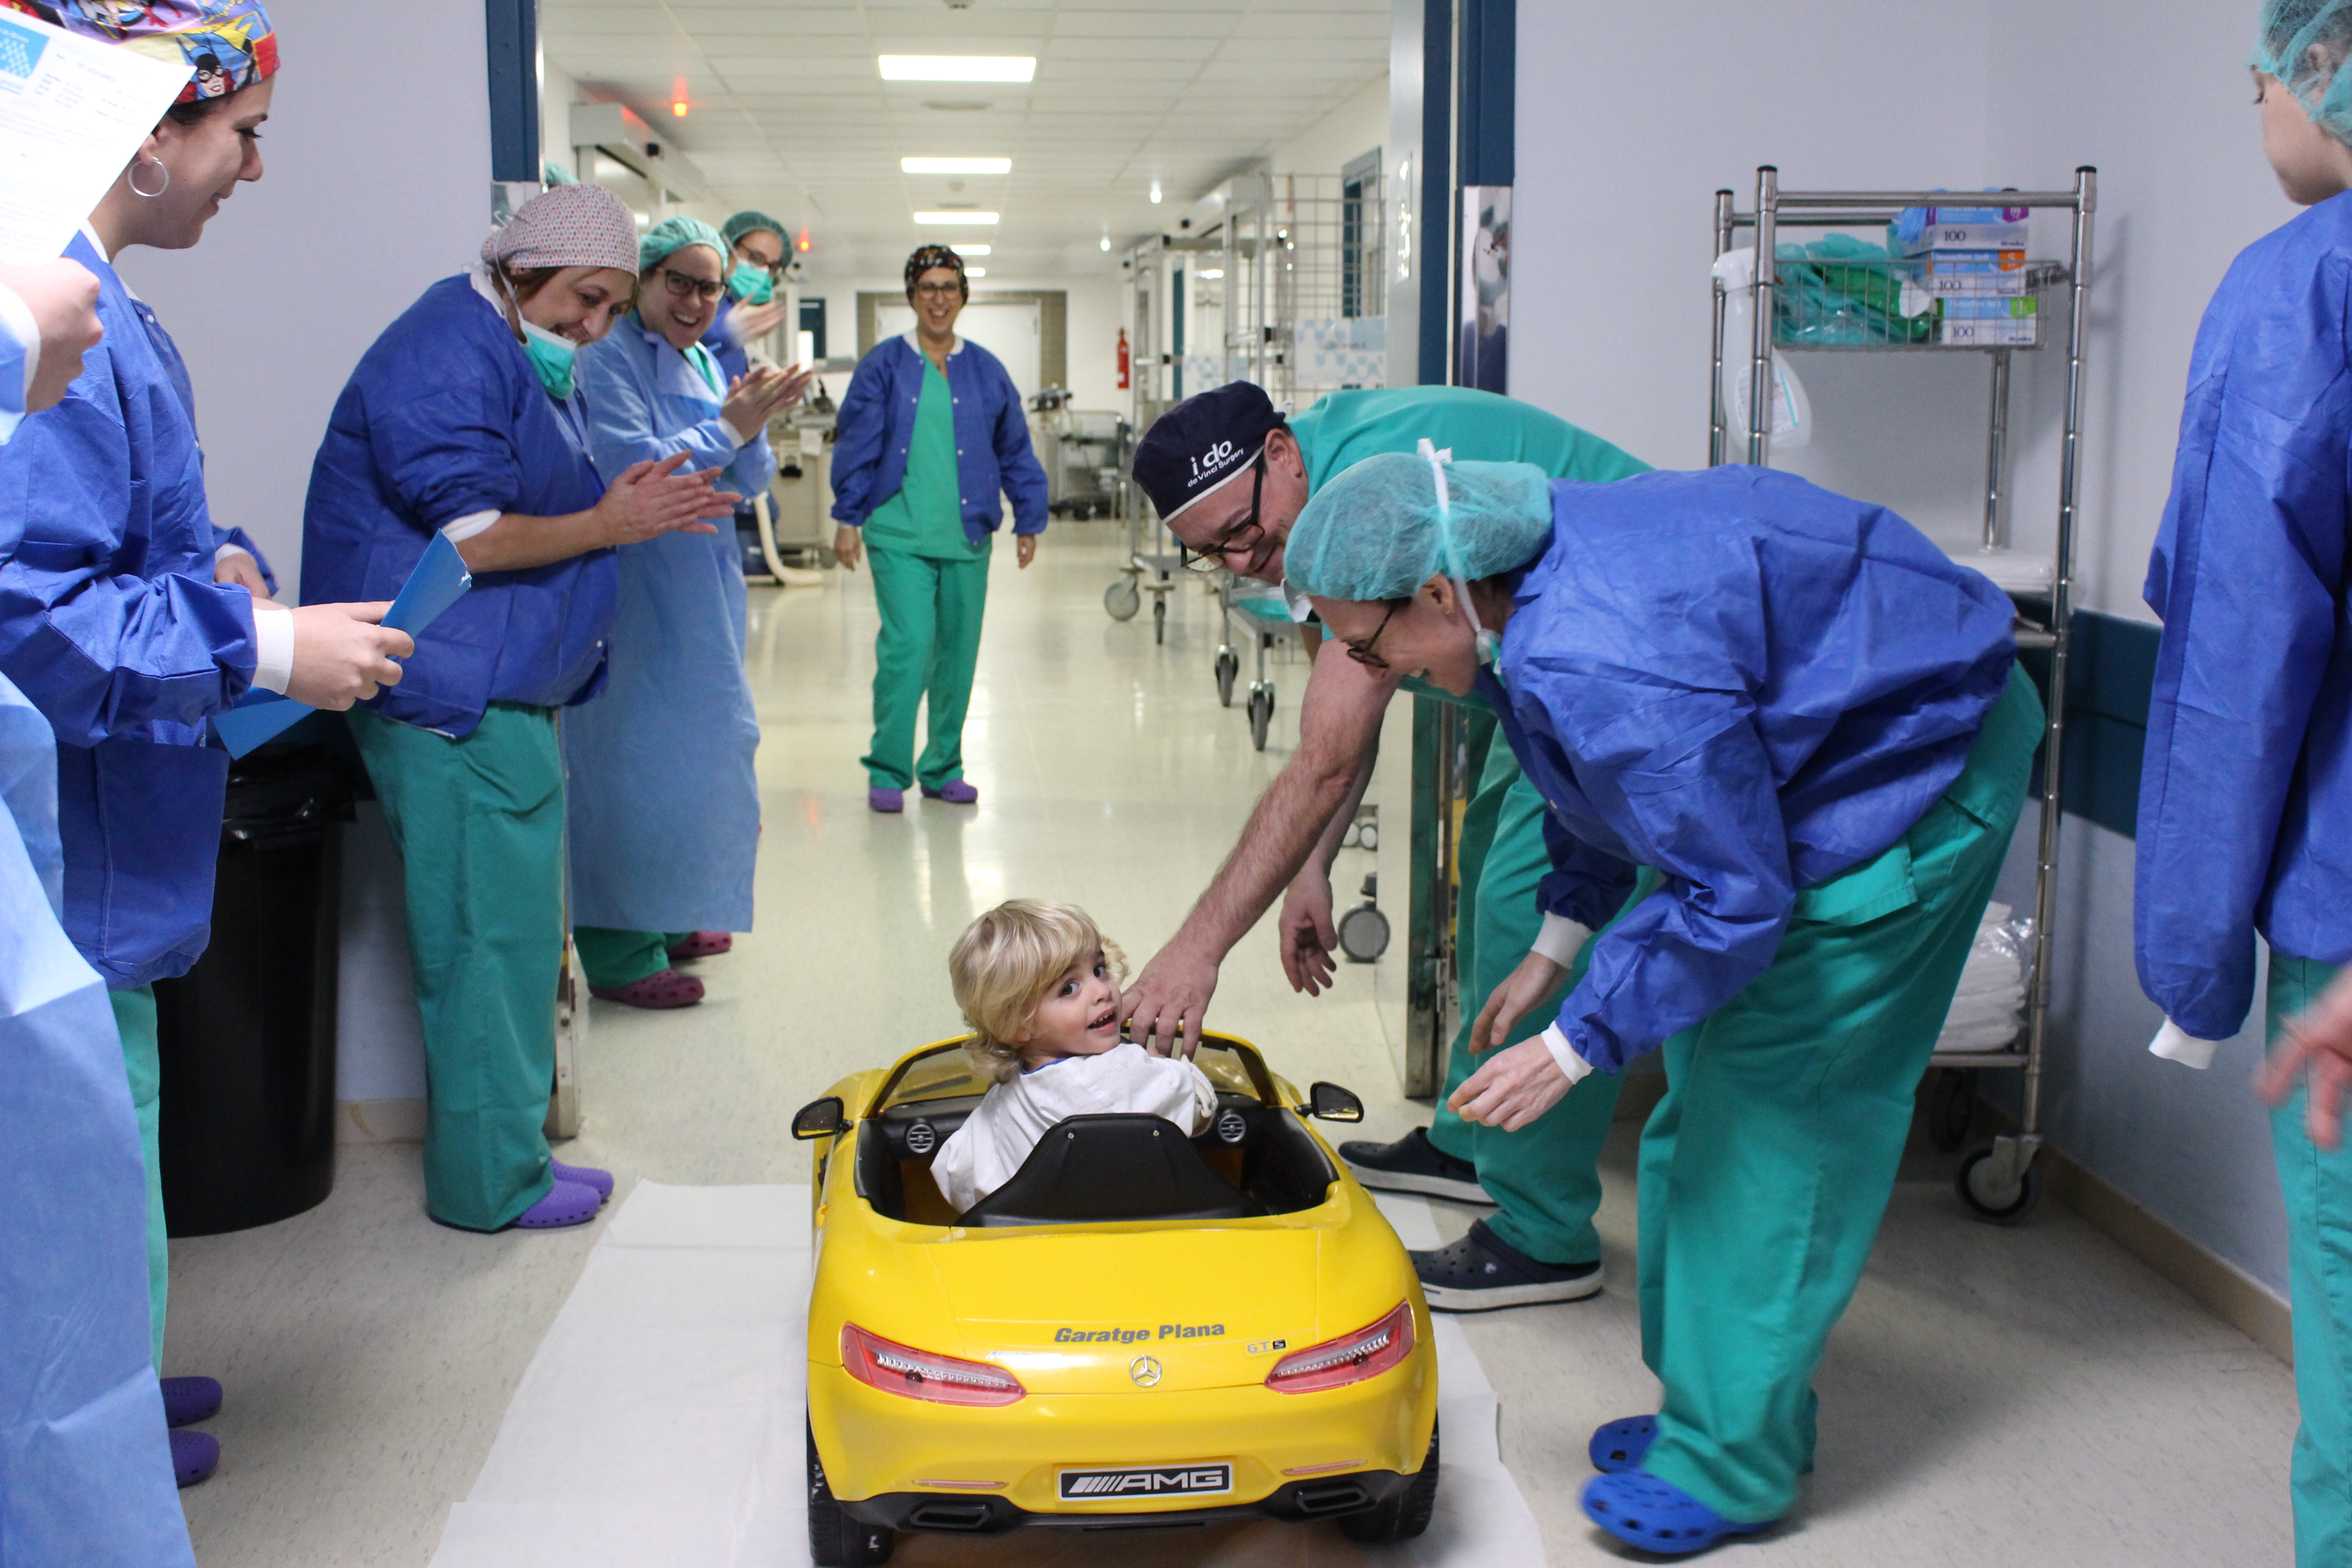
[155,732,359,1236]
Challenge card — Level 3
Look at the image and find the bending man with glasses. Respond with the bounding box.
[1123,380,1653,1310]
[831,244,1047,813]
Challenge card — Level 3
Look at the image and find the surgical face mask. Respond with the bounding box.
[519,318,578,400]
[1420,437,1500,666]
[728,260,775,305]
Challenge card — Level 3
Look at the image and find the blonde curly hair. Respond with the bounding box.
[948,900,1127,1084]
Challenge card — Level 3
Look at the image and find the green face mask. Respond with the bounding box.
[519,318,578,399]
[728,260,775,305]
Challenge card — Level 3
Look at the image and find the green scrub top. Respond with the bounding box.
[863,350,984,560]
[1288,384,1651,492]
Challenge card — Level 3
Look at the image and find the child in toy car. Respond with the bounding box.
[932,900,1216,1211]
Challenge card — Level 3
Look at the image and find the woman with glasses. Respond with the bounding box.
[830,244,1047,813]
[702,210,794,385]
[564,217,808,1008]
[304,186,734,1234]
[1288,453,2036,1556]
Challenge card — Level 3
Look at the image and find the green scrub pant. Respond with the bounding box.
[108,985,166,1369]
[573,927,691,989]
[350,704,560,1232]
[863,545,989,792]
[2267,952,2352,1568]
[1425,716,1623,1266]
[1637,666,2041,1524]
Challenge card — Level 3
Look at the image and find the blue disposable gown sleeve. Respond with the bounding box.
[1535,809,1640,932]
[991,368,1049,535]
[0,291,24,441]
[1538,687,1796,1072]
[578,340,747,485]
[828,355,889,526]
[211,524,278,594]
[0,365,255,745]
[2134,254,2351,1040]
[360,376,529,535]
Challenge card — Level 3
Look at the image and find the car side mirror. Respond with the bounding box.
[792,1096,846,1140]
[1307,1082,1364,1122]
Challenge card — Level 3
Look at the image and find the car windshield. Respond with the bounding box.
[876,1035,1274,1114]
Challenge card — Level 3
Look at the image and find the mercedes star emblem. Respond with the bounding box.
[1129,1355,1164,1387]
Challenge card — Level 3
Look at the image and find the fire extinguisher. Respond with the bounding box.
[1117,328,1131,391]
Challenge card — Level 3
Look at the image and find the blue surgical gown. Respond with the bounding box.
[118,289,277,593]
[1494,467,2018,1071]
[0,284,25,442]
[2136,191,2352,1040]
[564,318,769,933]
[0,671,194,1565]
[301,276,614,736]
[0,232,258,988]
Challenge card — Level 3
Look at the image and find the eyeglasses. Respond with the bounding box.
[1178,450,1270,576]
[911,279,963,299]
[654,267,726,302]
[1344,600,1406,671]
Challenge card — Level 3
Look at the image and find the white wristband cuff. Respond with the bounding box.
[440,510,500,544]
[1531,914,1593,969]
[2149,1018,2220,1071]
[249,600,294,695]
[1539,1023,1597,1087]
[0,284,38,408]
[214,542,253,566]
[720,415,755,449]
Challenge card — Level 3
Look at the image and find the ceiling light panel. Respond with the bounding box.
[902,157,1013,175]
[879,55,1036,83]
[914,211,1001,225]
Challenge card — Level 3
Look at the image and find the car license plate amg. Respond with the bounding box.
[1058,1463,1234,1500]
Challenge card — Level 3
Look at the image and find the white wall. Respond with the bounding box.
[1511,0,2307,1296]
[114,0,493,587]
[795,271,1127,413]
[1274,74,1388,177]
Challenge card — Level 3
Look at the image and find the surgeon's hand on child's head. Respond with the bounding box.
[1014,946,1124,1066]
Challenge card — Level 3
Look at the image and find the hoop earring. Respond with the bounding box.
[127,156,170,199]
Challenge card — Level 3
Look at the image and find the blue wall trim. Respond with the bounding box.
[2017,610,2159,842]
[485,0,540,185]
[1416,0,1453,387]
[1456,0,1514,186]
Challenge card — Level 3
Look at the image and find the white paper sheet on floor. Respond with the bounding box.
[426,1182,1545,1568]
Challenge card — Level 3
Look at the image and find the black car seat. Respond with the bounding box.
[959,1113,1267,1227]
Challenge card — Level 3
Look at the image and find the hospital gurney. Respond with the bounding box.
[1215,576,1304,751]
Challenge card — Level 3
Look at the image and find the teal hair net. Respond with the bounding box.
[1285,453,1554,603]
[723,210,789,249]
[638,215,726,275]
[2254,0,2352,145]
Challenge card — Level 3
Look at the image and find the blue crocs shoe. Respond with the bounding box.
[1580,1470,1777,1556]
[1588,1414,1656,1473]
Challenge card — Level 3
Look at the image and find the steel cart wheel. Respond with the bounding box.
[1247,684,1274,750]
[808,1420,896,1565]
[1153,593,1168,644]
[1337,1419,1440,1543]
[1926,1068,1977,1153]
[1338,904,1391,963]
[1215,647,1240,707]
[1104,578,1141,621]
[1956,1142,2043,1225]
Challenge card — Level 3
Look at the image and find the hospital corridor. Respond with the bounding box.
[154,532,2295,1567]
[2,0,2350,1564]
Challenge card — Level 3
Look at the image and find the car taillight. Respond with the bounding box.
[842,1323,1025,1406]
[1264,1301,1415,1394]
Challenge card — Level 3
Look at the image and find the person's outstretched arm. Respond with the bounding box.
[1122,637,1399,1051]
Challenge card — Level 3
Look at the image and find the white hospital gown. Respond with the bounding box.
[931,1042,1219,1213]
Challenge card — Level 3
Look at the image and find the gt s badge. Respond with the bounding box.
[1060,1463,1232,1499]
[1129,1355,1163,1387]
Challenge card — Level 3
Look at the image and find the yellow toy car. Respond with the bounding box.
[792,1031,1440,1565]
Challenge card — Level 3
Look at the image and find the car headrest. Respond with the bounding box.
[958,1113,1266,1228]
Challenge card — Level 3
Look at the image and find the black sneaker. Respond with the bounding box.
[1338,1127,1495,1205]
[1413,1219,1602,1311]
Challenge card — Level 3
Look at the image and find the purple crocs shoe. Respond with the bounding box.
[171,1429,220,1488]
[513,1179,603,1230]
[161,1375,222,1428]
[588,969,704,1009]
[921,779,979,805]
[868,787,904,813]
[550,1159,613,1202]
